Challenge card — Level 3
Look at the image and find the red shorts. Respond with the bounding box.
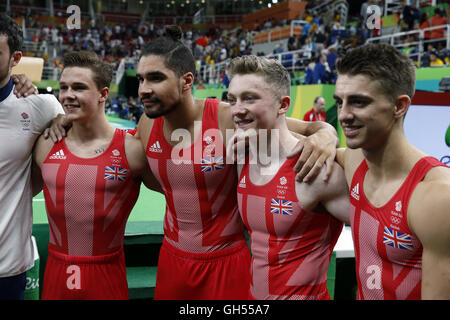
[42,247,128,300]
[154,239,251,300]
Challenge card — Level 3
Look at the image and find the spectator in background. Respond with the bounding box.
[287,35,297,51]
[313,26,326,58]
[401,34,418,58]
[402,0,420,31]
[221,69,230,88]
[420,43,435,67]
[302,37,315,60]
[304,59,315,84]
[273,42,284,54]
[429,50,444,66]
[420,12,431,40]
[430,8,448,45]
[196,77,206,89]
[437,42,449,65]
[360,0,373,22]
[303,96,326,122]
[313,55,332,84]
[127,97,143,124]
[326,47,338,77]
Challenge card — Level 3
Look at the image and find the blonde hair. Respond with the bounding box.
[229,55,291,98]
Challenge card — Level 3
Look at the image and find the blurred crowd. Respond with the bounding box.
[7,0,450,120]
[105,96,144,124]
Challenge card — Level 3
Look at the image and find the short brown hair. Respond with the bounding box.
[229,55,291,98]
[62,51,113,90]
[335,43,416,102]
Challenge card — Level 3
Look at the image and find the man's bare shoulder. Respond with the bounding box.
[137,114,155,142]
[409,165,450,245]
[337,147,365,183]
[295,160,346,203]
[412,165,450,206]
[34,134,55,165]
[124,131,148,174]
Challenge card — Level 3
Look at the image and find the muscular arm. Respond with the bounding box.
[286,117,338,142]
[295,161,350,224]
[31,134,55,196]
[286,118,339,183]
[409,174,450,299]
[318,162,351,224]
[124,133,163,194]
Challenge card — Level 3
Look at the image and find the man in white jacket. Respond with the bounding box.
[0,13,64,299]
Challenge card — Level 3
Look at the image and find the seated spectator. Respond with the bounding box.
[273,42,284,54]
[430,8,448,42]
[420,43,435,67]
[304,59,315,84]
[287,35,297,51]
[429,51,444,66]
[401,35,418,57]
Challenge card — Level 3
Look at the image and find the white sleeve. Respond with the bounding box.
[27,94,65,135]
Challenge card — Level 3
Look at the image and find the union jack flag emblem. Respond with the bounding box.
[201,157,224,172]
[104,166,128,181]
[270,199,293,216]
[383,226,413,250]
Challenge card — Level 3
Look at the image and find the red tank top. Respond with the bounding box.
[146,99,246,253]
[42,128,140,256]
[237,155,343,300]
[349,156,445,300]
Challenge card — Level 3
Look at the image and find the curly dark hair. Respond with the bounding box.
[0,13,23,55]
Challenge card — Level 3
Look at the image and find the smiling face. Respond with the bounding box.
[136,54,183,119]
[228,73,286,131]
[334,74,398,150]
[59,66,107,122]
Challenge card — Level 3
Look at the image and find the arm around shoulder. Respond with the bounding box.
[295,161,350,224]
[124,134,163,194]
[286,117,338,143]
[318,161,351,224]
[33,134,55,167]
[31,134,55,196]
